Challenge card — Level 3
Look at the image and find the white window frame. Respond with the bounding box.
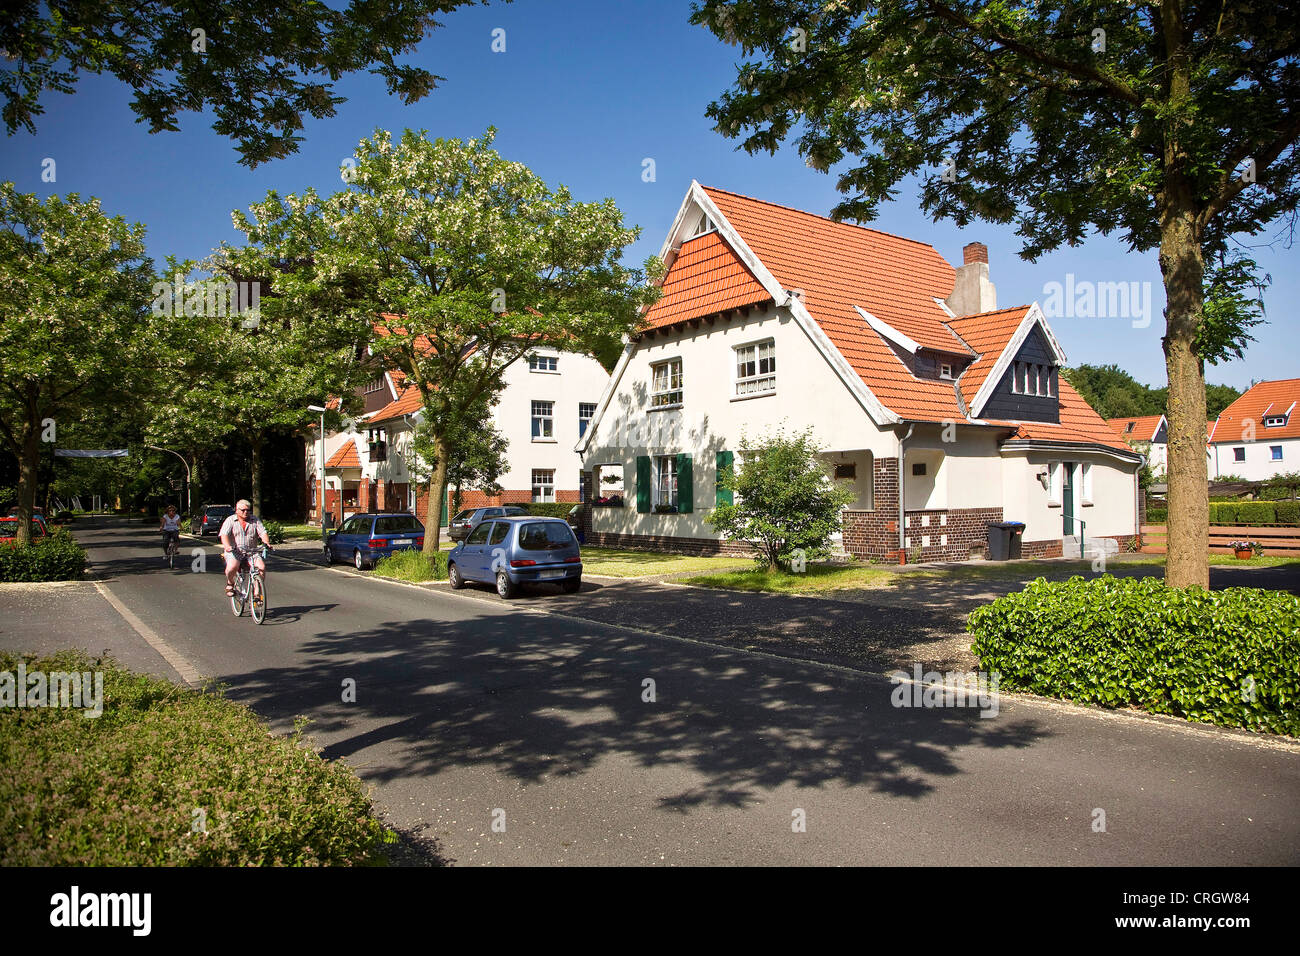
[578,402,597,438]
[650,358,683,409]
[528,353,559,373]
[1080,463,1092,504]
[654,455,679,509]
[1047,462,1062,505]
[531,400,554,441]
[733,339,776,398]
[531,469,555,502]
[1265,416,1286,427]
[939,362,954,380]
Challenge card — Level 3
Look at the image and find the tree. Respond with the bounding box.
[0,183,158,544]
[691,0,1297,589]
[408,385,509,516]
[1,0,494,167]
[707,427,856,572]
[228,128,661,551]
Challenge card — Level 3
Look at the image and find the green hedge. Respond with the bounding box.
[1277,501,1300,524]
[968,576,1300,735]
[0,534,87,582]
[1236,501,1275,524]
[1146,507,1167,524]
[523,503,577,519]
[0,650,392,865]
[1210,502,1239,524]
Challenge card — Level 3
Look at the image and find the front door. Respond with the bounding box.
[1062,462,1075,535]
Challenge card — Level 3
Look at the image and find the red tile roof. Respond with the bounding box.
[992,380,1137,453]
[325,440,361,469]
[365,383,424,423]
[1211,379,1300,442]
[1106,414,1165,443]
[642,231,771,329]
[946,306,1032,407]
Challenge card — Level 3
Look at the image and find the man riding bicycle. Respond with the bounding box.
[219,499,271,597]
[158,505,182,561]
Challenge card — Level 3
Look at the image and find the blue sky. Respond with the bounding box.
[3,0,1295,391]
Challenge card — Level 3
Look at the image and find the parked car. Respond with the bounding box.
[448,515,581,598]
[195,504,235,536]
[324,512,426,569]
[0,515,50,543]
[447,505,528,542]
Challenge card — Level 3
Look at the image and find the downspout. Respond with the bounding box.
[898,423,915,557]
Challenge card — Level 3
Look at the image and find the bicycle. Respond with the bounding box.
[229,544,271,624]
[163,532,180,569]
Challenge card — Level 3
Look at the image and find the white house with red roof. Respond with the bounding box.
[1107,414,1168,475]
[1208,379,1300,481]
[576,183,1143,562]
[306,341,609,527]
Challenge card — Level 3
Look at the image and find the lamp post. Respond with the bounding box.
[307,405,327,527]
[145,445,191,515]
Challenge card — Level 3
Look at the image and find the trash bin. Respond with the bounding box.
[986,521,1026,560]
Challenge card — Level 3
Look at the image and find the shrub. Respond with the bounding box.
[1210,502,1238,524]
[261,519,286,544]
[54,510,73,521]
[523,502,575,519]
[968,576,1300,735]
[0,650,392,865]
[372,548,447,582]
[1236,501,1276,525]
[1146,507,1167,524]
[0,535,87,582]
[1276,501,1300,525]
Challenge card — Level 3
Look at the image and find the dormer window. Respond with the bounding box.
[939,362,953,380]
[692,213,716,237]
[1265,416,1287,427]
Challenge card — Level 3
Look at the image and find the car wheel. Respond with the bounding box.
[448,562,464,589]
[496,571,517,599]
[354,549,366,571]
[561,577,581,594]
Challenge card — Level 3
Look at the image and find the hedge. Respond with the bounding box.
[522,502,577,519]
[1236,501,1276,525]
[968,576,1300,735]
[1210,502,1239,524]
[0,534,87,582]
[1146,507,1167,524]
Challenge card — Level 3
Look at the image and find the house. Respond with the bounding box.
[576,183,1143,562]
[1108,414,1168,474]
[306,331,610,527]
[1208,379,1300,480]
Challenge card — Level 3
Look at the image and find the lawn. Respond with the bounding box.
[578,547,752,578]
[683,562,922,593]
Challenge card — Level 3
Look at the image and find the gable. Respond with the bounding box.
[642,231,771,330]
[979,326,1060,424]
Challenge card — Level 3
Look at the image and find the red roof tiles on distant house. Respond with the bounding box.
[1106,414,1165,443]
[1211,379,1300,442]
[325,440,361,469]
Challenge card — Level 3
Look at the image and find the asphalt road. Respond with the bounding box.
[4,517,1298,866]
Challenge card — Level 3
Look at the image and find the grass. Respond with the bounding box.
[371,549,447,582]
[0,649,394,866]
[577,547,753,578]
[270,522,322,541]
[683,562,921,593]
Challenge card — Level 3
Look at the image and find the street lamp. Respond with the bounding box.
[145,445,191,515]
[307,404,327,527]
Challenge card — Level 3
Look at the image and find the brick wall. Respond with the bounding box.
[1021,538,1064,559]
[841,457,901,560]
[902,507,1003,561]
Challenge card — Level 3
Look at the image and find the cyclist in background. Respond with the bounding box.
[219,499,271,597]
[159,505,182,561]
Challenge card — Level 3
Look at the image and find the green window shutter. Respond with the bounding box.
[677,453,694,513]
[716,451,733,506]
[636,456,651,513]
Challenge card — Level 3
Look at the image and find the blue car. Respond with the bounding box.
[448,515,582,598]
[324,512,425,569]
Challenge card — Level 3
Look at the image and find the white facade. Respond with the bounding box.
[1209,435,1300,481]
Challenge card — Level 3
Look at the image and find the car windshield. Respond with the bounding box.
[210,508,234,517]
[374,515,422,534]
[517,522,574,551]
[452,510,475,523]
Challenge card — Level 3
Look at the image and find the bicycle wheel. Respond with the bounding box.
[168,544,175,569]
[250,573,266,624]
[230,571,245,616]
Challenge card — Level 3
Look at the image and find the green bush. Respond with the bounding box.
[261,519,286,544]
[1236,501,1276,525]
[0,650,392,865]
[0,535,87,582]
[54,510,73,521]
[372,548,447,582]
[523,502,576,519]
[968,576,1300,735]
[1146,507,1167,524]
[1210,502,1239,524]
[1276,501,1300,525]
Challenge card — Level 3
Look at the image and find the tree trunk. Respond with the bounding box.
[15,424,39,547]
[250,439,263,517]
[423,432,450,554]
[1159,193,1210,590]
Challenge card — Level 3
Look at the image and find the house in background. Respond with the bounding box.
[1108,414,1168,475]
[307,329,610,527]
[1208,378,1300,480]
[577,183,1142,562]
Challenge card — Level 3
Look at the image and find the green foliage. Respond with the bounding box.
[1276,501,1300,525]
[409,383,509,509]
[1236,501,1276,525]
[968,577,1300,735]
[1146,507,1167,524]
[1197,253,1268,366]
[372,549,447,582]
[0,1,487,167]
[0,535,87,582]
[1210,502,1239,524]
[523,503,576,519]
[0,650,390,865]
[706,427,856,571]
[261,520,286,545]
[1062,364,1240,421]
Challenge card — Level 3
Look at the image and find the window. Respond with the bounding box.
[734,340,776,396]
[1272,445,1284,461]
[651,359,683,407]
[532,469,555,502]
[578,402,597,437]
[1125,422,1136,433]
[1047,462,1062,505]
[939,362,953,380]
[834,463,856,480]
[1265,416,1286,427]
[528,354,558,373]
[1011,361,1025,394]
[1080,463,1092,504]
[375,515,422,534]
[531,400,554,440]
[1234,447,1246,462]
[692,213,715,236]
[654,455,678,509]
[912,462,927,477]
[466,523,491,546]
[364,375,385,394]
[488,522,510,546]
[1043,366,1053,396]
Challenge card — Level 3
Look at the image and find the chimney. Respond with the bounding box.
[946,242,997,316]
